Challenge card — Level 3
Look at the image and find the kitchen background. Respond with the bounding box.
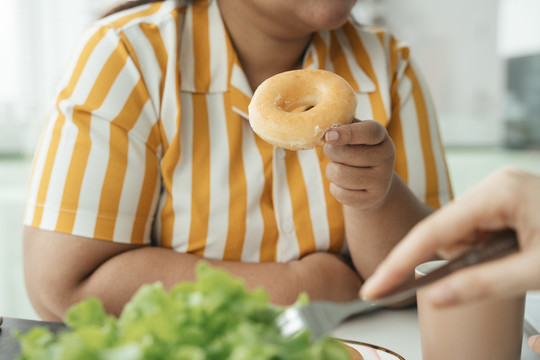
[1,0,539,325]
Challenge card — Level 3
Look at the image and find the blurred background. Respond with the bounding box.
[1,0,539,321]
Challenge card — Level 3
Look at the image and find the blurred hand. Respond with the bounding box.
[324,120,395,210]
[361,166,540,306]
[529,335,540,355]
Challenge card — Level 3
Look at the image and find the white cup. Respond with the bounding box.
[415,260,525,360]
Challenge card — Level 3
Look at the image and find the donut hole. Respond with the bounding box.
[294,105,315,112]
[276,96,319,113]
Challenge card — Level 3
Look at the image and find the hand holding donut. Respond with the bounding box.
[249,69,395,211]
[323,120,395,210]
[249,69,357,150]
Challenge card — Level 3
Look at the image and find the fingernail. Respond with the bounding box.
[360,281,373,299]
[360,275,381,299]
[325,130,338,142]
[428,286,457,307]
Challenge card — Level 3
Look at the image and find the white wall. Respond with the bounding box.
[0,160,36,320]
[0,0,121,155]
[375,0,505,146]
[365,0,540,147]
[498,0,540,58]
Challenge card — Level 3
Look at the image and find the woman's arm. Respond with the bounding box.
[324,122,434,280]
[343,173,434,279]
[322,31,451,281]
[24,226,361,321]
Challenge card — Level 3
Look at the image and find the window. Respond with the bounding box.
[0,0,120,155]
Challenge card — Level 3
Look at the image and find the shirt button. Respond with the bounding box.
[283,220,295,234]
[276,148,286,159]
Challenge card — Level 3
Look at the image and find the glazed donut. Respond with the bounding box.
[248,69,357,150]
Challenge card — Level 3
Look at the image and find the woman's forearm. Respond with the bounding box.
[24,228,299,320]
[344,173,434,280]
[73,246,303,316]
[24,226,361,321]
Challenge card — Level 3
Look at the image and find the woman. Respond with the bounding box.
[23,0,451,320]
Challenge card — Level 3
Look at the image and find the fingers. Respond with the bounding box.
[361,221,444,299]
[325,120,387,146]
[529,335,540,355]
[323,142,394,168]
[325,162,394,209]
[325,163,381,191]
[362,175,518,300]
[424,249,540,307]
[323,120,395,210]
[436,238,476,260]
[329,183,378,209]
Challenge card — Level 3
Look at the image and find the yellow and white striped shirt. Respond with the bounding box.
[25,0,452,263]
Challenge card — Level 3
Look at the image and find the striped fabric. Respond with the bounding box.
[24,0,452,263]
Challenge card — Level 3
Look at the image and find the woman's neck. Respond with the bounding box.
[218,1,312,91]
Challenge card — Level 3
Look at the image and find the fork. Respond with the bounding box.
[276,229,519,341]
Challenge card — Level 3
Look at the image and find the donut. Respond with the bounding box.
[248,69,357,150]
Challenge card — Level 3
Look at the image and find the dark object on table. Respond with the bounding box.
[0,317,65,359]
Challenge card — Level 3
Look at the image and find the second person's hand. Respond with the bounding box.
[361,166,540,306]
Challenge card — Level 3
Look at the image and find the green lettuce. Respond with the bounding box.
[16,262,351,360]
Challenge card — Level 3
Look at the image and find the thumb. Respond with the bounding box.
[529,335,540,355]
[325,120,386,146]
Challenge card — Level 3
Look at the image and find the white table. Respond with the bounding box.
[332,307,420,359]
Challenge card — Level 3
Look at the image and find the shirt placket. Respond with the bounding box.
[272,147,300,263]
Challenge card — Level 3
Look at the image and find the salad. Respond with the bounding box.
[16,262,351,360]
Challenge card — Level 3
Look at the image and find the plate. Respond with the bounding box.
[341,339,405,360]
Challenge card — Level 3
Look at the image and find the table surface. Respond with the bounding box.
[333,307,421,359]
[0,317,65,359]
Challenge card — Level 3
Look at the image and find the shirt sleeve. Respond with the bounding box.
[385,34,453,208]
[24,23,162,245]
